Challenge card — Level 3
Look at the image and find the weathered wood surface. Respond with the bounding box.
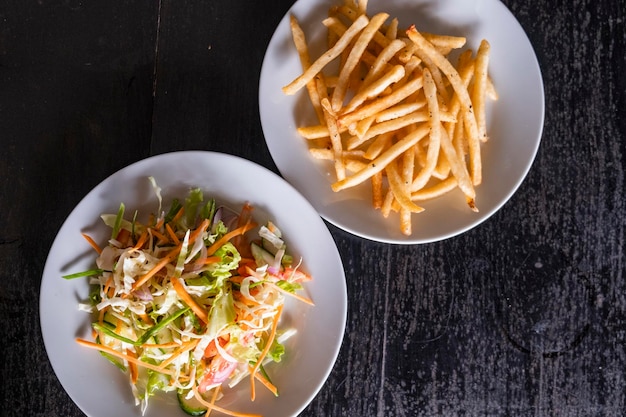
[0,0,624,416]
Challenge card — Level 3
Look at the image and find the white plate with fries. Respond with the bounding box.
[40,151,347,417]
[259,0,544,243]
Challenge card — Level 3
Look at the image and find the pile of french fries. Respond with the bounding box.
[282,0,496,236]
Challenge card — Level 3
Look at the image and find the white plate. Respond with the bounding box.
[259,0,544,244]
[40,151,347,417]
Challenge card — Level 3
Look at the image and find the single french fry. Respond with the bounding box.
[283,14,369,95]
[321,98,346,180]
[411,176,458,201]
[411,68,440,192]
[422,33,466,50]
[381,189,395,218]
[331,12,390,112]
[472,39,491,142]
[289,15,325,124]
[385,17,398,39]
[439,123,475,201]
[374,100,426,122]
[371,171,384,209]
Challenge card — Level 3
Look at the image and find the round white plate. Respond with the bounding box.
[259,0,544,244]
[40,151,347,417]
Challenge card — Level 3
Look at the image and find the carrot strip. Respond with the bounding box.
[171,277,209,323]
[207,385,221,417]
[207,222,257,256]
[81,233,102,254]
[191,384,262,417]
[151,229,170,245]
[104,276,115,298]
[251,367,279,396]
[157,339,199,370]
[203,256,222,265]
[165,223,181,245]
[76,338,177,375]
[171,206,185,223]
[250,304,283,401]
[132,229,149,250]
[126,348,139,383]
[138,312,154,326]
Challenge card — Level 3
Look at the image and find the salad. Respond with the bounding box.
[64,180,314,417]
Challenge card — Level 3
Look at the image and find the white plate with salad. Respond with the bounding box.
[259,0,544,244]
[40,151,347,417]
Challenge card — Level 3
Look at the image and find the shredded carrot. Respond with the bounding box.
[151,229,170,245]
[203,256,222,265]
[171,206,185,223]
[191,384,262,417]
[104,276,115,298]
[189,218,210,242]
[171,277,209,323]
[165,223,180,245]
[250,366,279,397]
[81,233,102,254]
[207,385,221,417]
[207,221,257,256]
[157,339,199,370]
[126,348,139,383]
[138,312,154,326]
[76,338,177,375]
[250,304,283,401]
[116,228,131,246]
[132,229,149,250]
[154,217,164,230]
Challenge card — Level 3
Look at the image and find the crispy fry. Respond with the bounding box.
[410,68,440,191]
[331,12,390,112]
[282,14,369,95]
[289,15,325,124]
[284,2,496,235]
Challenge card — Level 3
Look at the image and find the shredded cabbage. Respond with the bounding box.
[69,182,313,416]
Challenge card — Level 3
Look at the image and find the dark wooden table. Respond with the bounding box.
[1,0,624,416]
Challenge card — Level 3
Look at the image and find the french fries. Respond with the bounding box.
[283,0,496,236]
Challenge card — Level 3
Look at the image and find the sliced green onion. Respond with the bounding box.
[136,307,191,345]
[92,322,137,345]
[62,268,104,279]
[111,202,125,240]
